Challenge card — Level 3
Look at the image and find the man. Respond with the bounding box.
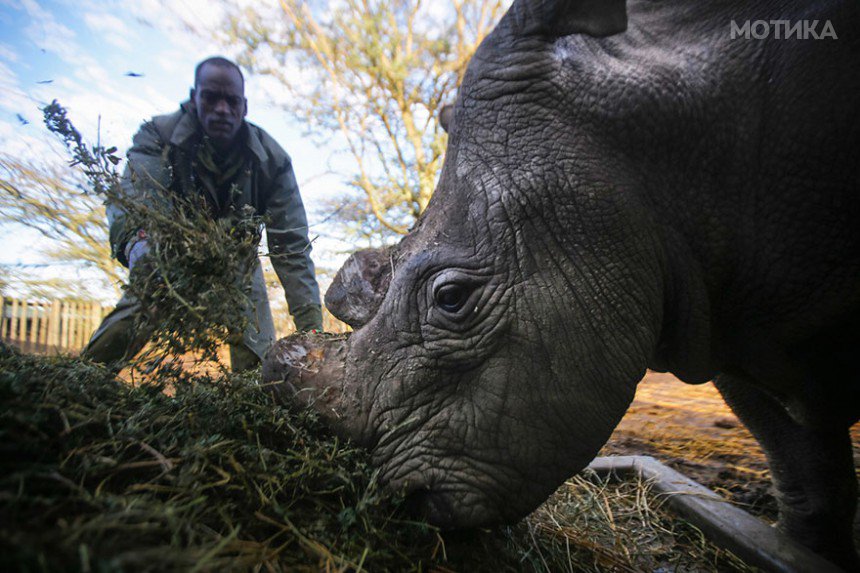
[83,56,323,371]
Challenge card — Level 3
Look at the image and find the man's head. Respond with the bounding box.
[191,57,247,150]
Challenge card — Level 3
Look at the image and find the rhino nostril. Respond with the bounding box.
[261,334,350,417]
[261,338,317,403]
[261,359,300,404]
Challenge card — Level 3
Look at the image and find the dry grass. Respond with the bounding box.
[604,372,860,532]
[1,345,757,572]
[523,473,757,573]
[601,372,776,521]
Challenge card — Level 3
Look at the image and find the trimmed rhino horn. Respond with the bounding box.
[325,246,394,328]
[510,0,627,38]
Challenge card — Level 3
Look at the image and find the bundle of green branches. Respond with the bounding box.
[0,346,755,572]
[43,101,260,367]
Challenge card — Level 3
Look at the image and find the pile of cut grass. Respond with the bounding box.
[0,344,755,572]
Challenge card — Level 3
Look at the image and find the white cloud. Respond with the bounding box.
[50,90,146,151]
[0,60,35,119]
[0,42,19,63]
[155,46,201,81]
[0,119,55,158]
[20,0,78,58]
[141,84,180,115]
[127,0,227,39]
[83,11,126,33]
[71,61,111,86]
[83,11,133,51]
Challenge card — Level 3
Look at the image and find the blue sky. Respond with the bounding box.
[1,0,351,300]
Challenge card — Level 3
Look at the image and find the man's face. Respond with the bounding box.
[192,64,246,149]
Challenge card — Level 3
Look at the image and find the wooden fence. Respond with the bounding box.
[0,297,111,355]
[1,296,348,357]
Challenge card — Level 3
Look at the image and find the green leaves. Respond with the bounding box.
[42,100,120,198]
[42,102,262,371]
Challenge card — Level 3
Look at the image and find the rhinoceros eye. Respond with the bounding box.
[434,283,471,314]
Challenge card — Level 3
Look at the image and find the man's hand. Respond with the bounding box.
[125,229,150,271]
[127,239,150,271]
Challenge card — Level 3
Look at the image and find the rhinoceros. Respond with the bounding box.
[264,0,859,567]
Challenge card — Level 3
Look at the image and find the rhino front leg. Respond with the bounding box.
[714,374,858,571]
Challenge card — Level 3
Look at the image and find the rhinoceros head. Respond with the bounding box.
[264,0,675,527]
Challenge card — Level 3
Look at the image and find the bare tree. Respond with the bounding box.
[0,154,122,299]
[208,0,509,236]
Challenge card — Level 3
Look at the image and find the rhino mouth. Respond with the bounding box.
[402,488,459,526]
[401,485,508,529]
[386,465,517,529]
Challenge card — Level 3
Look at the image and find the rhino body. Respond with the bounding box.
[265,0,860,567]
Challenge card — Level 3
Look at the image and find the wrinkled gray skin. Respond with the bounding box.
[264,0,860,568]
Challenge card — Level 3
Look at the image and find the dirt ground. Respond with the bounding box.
[600,371,860,529]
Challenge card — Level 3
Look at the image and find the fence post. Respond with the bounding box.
[88,302,101,347]
[31,301,39,350]
[81,301,89,351]
[72,300,81,351]
[39,302,49,349]
[17,300,27,352]
[61,301,71,351]
[76,301,86,351]
[23,300,31,352]
[10,299,20,343]
[69,301,78,350]
[48,300,61,352]
[26,300,37,351]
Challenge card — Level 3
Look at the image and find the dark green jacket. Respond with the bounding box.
[107,101,321,325]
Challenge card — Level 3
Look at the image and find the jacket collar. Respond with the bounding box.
[172,100,267,164]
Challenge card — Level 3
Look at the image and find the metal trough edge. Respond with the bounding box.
[586,455,843,573]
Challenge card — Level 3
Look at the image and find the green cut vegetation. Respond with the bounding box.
[0,344,757,572]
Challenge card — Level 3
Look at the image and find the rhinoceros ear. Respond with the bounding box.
[510,0,627,39]
[439,105,454,134]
